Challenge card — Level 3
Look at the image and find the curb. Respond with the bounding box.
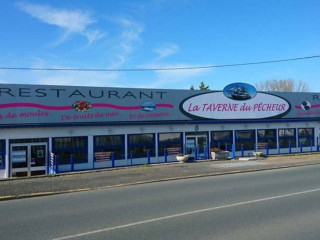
[1,161,320,201]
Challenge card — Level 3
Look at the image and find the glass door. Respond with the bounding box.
[185,133,208,159]
[11,145,28,177]
[30,144,47,176]
[197,136,208,159]
[11,143,47,177]
[186,137,196,157]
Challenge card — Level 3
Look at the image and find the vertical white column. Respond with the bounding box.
[88,135,93,168]
[183,132,186,154]
[154,133,159,162]
[48,137,52,153]
[255,129,258,151]
[276,128,279,154]
[125,134,128,163]
[5,139,9,178]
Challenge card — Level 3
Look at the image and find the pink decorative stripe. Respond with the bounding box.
[92,103,141,110]
[295,104,320,110]
[156,103,174,108]
[0,103,72,110]
[0,102,174,111]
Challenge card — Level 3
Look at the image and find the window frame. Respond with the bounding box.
[257,129,277,149]
[0,140,5,169]
[52,136,88,165]
[298,128,314,147]
[235,130,255,151]
[94,135,125,160]
[278,128,296,148]
[211,130,233,151]
[127,133,155,158]
[158,132,183,156]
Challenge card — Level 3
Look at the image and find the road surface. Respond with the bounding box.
[1,164,320,240]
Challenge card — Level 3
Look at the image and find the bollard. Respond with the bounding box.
[204,146,208,159]
[194,146,198,160]
[231,144,235,158]
[241,144,244,157]
[70,154,75,172]
[111,152,115,168]
[164,148,168,163]
[289,141,292,154]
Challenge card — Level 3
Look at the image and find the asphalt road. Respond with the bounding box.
[1,164,320,240]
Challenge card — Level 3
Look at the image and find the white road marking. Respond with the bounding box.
[52,187,320,240]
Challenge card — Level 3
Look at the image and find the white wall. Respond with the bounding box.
[1,120,319,178]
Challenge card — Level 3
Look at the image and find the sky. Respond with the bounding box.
[0,0,319,91]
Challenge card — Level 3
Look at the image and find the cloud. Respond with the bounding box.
[140,63,212,89]
[16,2,103,44]
[108,16,144,67]
[155,43,179,60]
[112,17,144,53]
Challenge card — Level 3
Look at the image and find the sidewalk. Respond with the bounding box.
[1,153,320,201]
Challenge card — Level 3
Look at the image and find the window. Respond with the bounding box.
[128,134,155,158]
[235,130,255,151]
[53,137,88,164]
[211,131,233,151]
[278,129,296,148]
[0,140,5,169]
[158,133,182,156]
[257,129,277,149]
[298,128,314,147]
[94,135,125,160]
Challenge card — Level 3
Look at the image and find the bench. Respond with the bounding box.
[166,147,181,156]
[94,151,112,162]
[257,142,267,151]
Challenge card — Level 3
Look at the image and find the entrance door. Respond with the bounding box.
[186,134,208,159]
[11,143,47,177]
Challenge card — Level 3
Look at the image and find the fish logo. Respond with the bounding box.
[141,102,156,112]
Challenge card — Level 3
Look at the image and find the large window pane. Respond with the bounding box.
[54,137,86,149]
[158,133,182,156]
[159,133,181,143]
[95,135,123,146]
[0,140,5,168]
[211,131,233,151]
[129,134,154,144]
[94,135,125,160]
[53,137,88,164]
[55,151,87,164]
[235,130,255,151]
[128,134,155,158]
[279,128,296,148]
[298,128,314,147]
[258,129,277,149]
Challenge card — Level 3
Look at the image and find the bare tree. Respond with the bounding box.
[255,79,309,92]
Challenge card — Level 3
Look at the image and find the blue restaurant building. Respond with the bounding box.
[0,82,319,178]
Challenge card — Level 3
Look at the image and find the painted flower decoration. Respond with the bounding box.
[73,101,92,112]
